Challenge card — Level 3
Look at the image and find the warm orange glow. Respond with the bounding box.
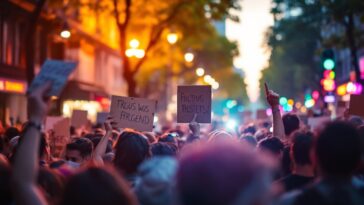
[0,80,26,94]
[337,84,347,96]
[167,33,178,44]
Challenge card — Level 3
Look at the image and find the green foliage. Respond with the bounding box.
[263,0,364,99]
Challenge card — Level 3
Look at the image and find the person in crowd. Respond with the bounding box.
[37,168,64,205]
[143,132,157,144]
[64,137,93,168]
[135,157,178,205]
[276,130,315,192]
[283,121,364,205]
[60,167,137,205]
[11,83,138,205]
[113,130,151,185]
[151,142,178,156]
[258,137,284,180]
[177,140,271,205]
[240,134,258,147]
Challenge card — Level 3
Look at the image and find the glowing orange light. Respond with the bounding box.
[321,79,335,92]
[337,84,347,96]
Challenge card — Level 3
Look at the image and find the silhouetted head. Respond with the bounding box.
[60,167,137,205]
[290,130,314,166]
[282,113,300,137]
[114,131,150,175]
[316,121,361,177]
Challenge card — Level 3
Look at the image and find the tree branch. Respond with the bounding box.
[131,1,187,75]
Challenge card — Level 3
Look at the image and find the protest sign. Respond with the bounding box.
[28,59,77,96]
[96,112,109,124]
[45,116,65,131]
[71,110,88,128]
[110,96,157,131]
[177,85,211,123]
[348,95,364,117]
[49,118,70,157]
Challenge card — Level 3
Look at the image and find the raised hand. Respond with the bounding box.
[189,114,200,137]
[27,82,52,123]
[265,82,279,108]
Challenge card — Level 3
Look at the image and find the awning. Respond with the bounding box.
[61,80,109,101]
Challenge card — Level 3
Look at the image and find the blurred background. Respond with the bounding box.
[0,0,363,128]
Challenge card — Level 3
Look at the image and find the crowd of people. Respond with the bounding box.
[0,83,364,205]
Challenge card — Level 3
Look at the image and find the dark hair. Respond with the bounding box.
[239,135,257,147]
[66,138,93,158]
[90,137,113,153]
[242,125,257,135]
[282,113,300,136]
[151,142,177,156]
[0,135,4,153]
[177,141,265,205]
[114,131,150,175]
[291,130,314,165]
[159,132,178,144]
[258,137,284,155]
[37,168,64,205]
[4,127,19,142]
[316,121,361,176]
[60,167,137,205]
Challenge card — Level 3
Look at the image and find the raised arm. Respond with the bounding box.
[265,83,285,140]
[92,118,113,165]
[11,83,51,205]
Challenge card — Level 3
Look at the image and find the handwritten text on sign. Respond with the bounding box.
[177,85,211,123]
[110,96,157,131]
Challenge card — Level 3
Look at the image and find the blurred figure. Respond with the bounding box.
[276,130,315,192]
[177,141,271,205]
[65,138,93,168]
[288,121,364,205]
[60,167,137,205]
[240,134,257,148]
[37,168,64,205]
[114,130,151,186]
[135,157,177,205]
[258,137,284,180]
[151,142,177,156]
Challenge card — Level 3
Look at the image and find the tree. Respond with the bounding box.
[96,0,240,96]
[262,1,322,99]
[263,0,364,100]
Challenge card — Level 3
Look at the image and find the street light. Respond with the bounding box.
[60,22,71,39]
[167,32,178,44]
[129,39,140,48]
[60,30,71,39]
[125,39,145,59]
[196,67,205,76]
[204,75,212,84]
[184,52,194,63]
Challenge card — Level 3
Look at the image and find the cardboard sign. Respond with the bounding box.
[307,116,331,131]
[96,112,109,124]
[177,85,211,123]
[348,95,364,117]
[28,59,77,96]
[50,118,70,157]
[71,110,88,128]
[45,116,65,131]
[110,96,157,131]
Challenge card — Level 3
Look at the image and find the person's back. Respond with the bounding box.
[60,167,137,205]
[177,140,271,205]
[291,121,364,205]
[277,130,315,192]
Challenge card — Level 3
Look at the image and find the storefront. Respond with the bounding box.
[0,78,27,126]
[60,80,110,123]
